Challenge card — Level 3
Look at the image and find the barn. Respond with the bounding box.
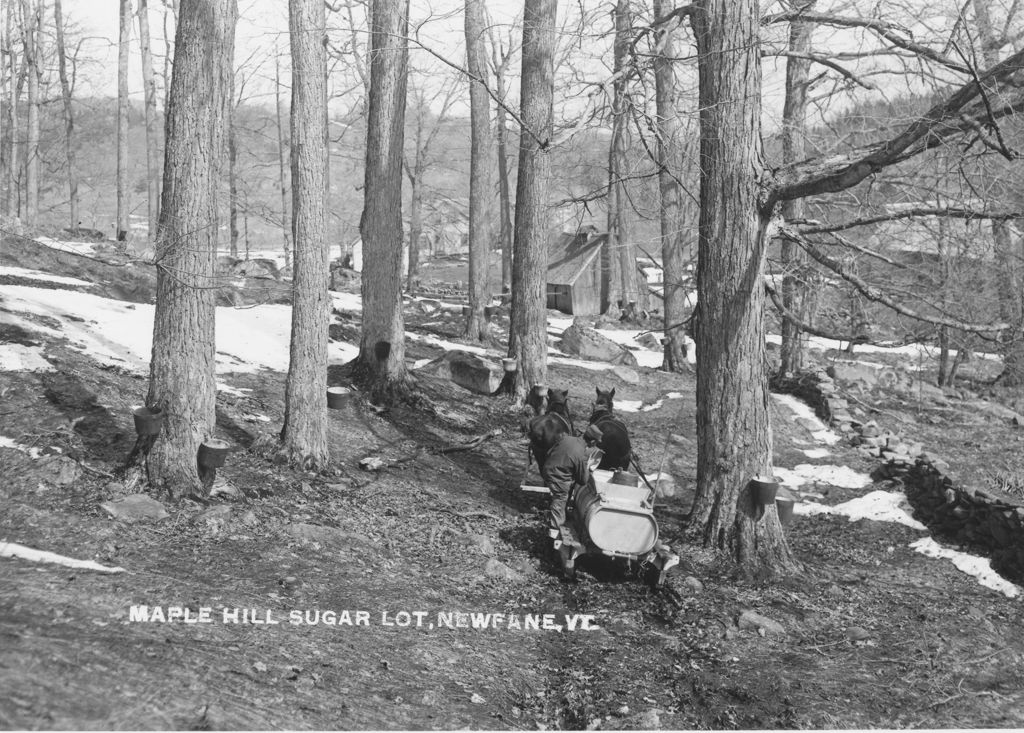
[546,229,607,315]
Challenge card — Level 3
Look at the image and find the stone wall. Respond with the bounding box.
[771,368,1024,586]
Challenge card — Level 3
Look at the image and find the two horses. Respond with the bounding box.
[526,386,633,472]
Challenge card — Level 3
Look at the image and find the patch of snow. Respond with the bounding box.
[796,489,926,530]
[243,413,271,423]
[801,447,831,459]
[2,284,359,374]
[615,399,644,412]
[0,344,53,372]
[330,291,363,312]
[0,541,125,573]
[33,236,98,256]
[0,265,93,287]
[909,537,1021,598]
[774,463,872,489]
[0,436,41,457]
[406,332,488,356]
[771,392,840,445]
[216,382,252,397]
[613,391,687,413]
[412,358,433,369]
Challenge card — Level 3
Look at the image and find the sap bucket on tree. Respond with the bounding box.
[197,439,230,469]
[132,406,163,437]
[750,475,779,505]
[327,386,352,410]
[502,357,518,373]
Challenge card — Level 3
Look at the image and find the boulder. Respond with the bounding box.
[559,323,638,366]
[417,351,503,395]
[827,362,880,390]
[101,494,169,523]
[37,455,81,486]
[483,558,522,581]
[612,365,641,384]
[737,610,786,635]
[233,258,280,280]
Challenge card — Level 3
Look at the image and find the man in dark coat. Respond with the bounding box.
[541,427,602,537]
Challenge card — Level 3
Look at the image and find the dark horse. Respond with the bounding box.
[526,388,575,471]
[588,387,632,471]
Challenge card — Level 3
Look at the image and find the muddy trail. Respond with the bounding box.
[2,237,1024,730]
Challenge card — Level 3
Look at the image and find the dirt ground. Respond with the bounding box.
[2,236,1024,730]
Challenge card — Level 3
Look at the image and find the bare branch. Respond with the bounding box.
[778,226,1010,334]
[799,206,1024,234]
[761,10,971,74]
[775,46,1024,203]
[763,49,877,89]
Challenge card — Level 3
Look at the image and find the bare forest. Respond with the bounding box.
[2,0,1024,728]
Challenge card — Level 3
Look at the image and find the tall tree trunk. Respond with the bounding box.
[654,0,689,372]
[54,0,80,230]
[405,168,422,291]
[494,57,513,298]
[508,0,557,403]
[464,0,494,342]
[974,0,1024,385]
[146,0,237,497]
[777,0,815,375]
[228,109,239,257]
[274,49,293,271]
[21,0,39,228]
[690,0,798,575]
[605,0,643,317]
[117,0,131,243]
[356,0,410,402]
[280,0,330,468]
[138,0,161,242]
[2,1,19,217]
[161,0,176,107]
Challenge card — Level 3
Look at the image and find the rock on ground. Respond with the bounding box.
[100,495,170,523]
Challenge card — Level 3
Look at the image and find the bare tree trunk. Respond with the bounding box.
[464,0,494,342]
[2,1,19,217]
[778,0,815,375]
[605,0,643,317]
[654,0,689,372]
[356,0,410,402]
[494,53,514,298]
[508,0,556,404]
[274,48,293,271]
[138,0,161,241]
[280,0,330,468]
[21,0,39,228]
[690,0,798,575]
[161,0,176,106]
[117,0,131,243]
[228,109,239,257]
[53,0,80,230]
[145,0,236,497]
[405,168,422,291]
[974,0,1024,385]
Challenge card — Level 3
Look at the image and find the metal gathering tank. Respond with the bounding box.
[573,469,658,556]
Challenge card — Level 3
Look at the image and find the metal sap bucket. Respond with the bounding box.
[574,471,658,556]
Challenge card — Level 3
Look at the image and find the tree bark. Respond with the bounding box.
[138,0,161,242]
[464,0,494,342]
[357,0,411,403]
[405,165,422,291]
[117,0,131,242]
[973,0,1024,386]
[228,106,239,257]
[146,0,236,497]
[690,0,798,575]
[280,0,330,468]
[54,0,80,230]
[654,0,689,372]
[508,0,557,404]
[2,1,19,218]
[777,0,815,375]
[274,49,293,271]
[493,47,514,298]
[21,0,39,228]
